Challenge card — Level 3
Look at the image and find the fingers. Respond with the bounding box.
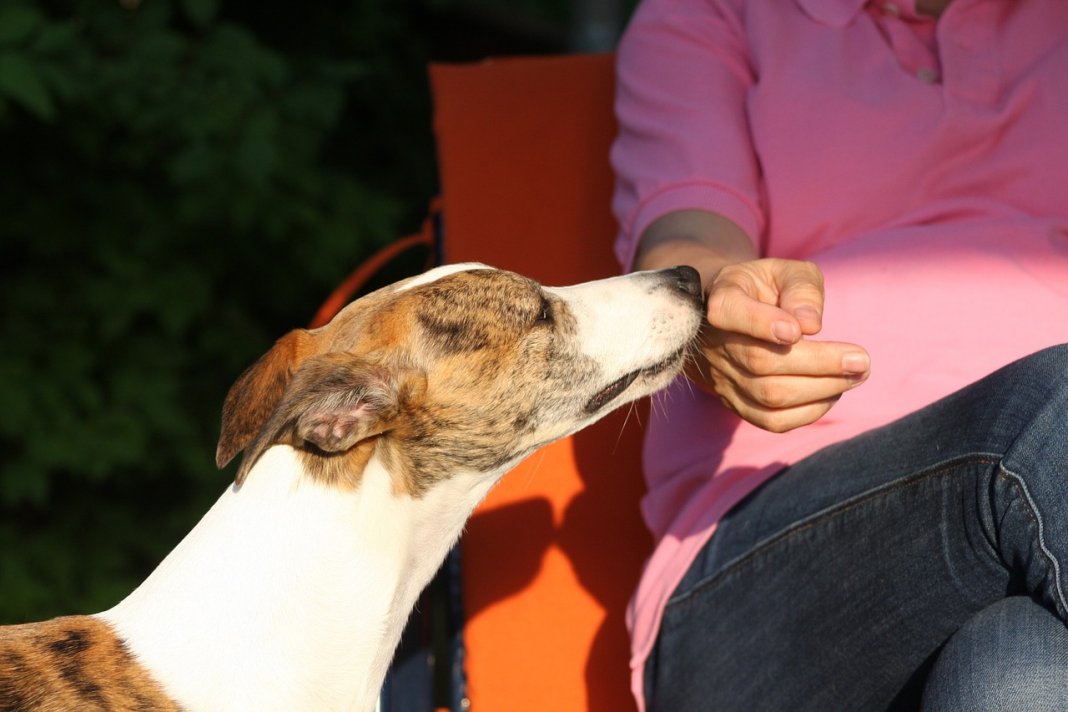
[776,262,825,336]
[708,259,826,343]
[688,331,871,432]
[694,257,869,432]
[721,392,844,434]
[689,362,866,432]
[719,334,870,378]
[708,281,803,345]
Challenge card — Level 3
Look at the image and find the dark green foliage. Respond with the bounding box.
[0,0,434,621]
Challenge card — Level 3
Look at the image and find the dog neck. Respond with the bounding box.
[98,445,499,711]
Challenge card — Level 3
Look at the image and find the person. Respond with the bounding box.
[610,0,1068,709]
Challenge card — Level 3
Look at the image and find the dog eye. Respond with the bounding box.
[534,296,554,326]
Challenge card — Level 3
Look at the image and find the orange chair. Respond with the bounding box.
[429,53,650,712]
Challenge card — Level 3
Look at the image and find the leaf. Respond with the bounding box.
[29,20,77,54]
[168,142,215,185]
[317,60,368,83]
[0,6,41,47]
[0,462,50,506]
[0,52,53,120]
[236,107,278,184]
[182,0,219,27]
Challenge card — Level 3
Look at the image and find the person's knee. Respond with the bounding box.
[1018,343,1068,394]
[1001,344,1068,406]
[921,597,1068,711]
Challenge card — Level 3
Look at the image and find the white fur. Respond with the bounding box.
[549,270,695,373]
[395,262,489,292]
[98,446,505,712]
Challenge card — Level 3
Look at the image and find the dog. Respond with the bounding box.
[0,262,703,711]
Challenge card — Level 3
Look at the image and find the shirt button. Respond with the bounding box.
[883,2,901,16]
[917,67,939,84]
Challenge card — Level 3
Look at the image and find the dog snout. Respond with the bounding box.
[661,265,704,307]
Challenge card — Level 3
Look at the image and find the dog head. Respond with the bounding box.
[215,263,703,496]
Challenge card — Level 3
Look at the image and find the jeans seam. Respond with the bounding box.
[996,463,1068,620]
[665,453,1001,614]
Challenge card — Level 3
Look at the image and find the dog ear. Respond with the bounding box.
[216,329,316,473]
[231,351,427,485]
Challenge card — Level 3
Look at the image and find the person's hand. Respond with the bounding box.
[690,258,870,432]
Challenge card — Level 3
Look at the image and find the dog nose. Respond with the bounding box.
[666,265,702,301]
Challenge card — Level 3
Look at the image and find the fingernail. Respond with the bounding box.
[772,320,799,343]
[842,351,870,375]
[794,305,821,323]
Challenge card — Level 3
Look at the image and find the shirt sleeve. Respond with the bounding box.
[610,0,765,271]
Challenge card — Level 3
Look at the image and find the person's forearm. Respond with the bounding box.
[633,210,869,432]
[633,210,758,287]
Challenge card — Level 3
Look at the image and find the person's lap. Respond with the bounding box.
[646,344,1068,711]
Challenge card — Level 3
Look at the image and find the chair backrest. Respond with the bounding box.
[429,53,649,712]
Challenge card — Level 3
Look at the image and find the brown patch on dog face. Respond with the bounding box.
[0,616,181,711]
[374,270,599,495]
[413,271,541,354]
[216,267,603,496]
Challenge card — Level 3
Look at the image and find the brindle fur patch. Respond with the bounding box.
[379,271,599,495]
[414,270,543,355]
[217,267,601,498]
[0,616,181,712]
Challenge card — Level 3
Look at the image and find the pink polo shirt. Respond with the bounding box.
[610,0,1068,707]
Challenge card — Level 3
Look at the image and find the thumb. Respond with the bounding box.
[707,262,804,345]
[773,260,825,336]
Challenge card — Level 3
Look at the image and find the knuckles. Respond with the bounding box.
[750,379,792,409]
[723,340,782,377]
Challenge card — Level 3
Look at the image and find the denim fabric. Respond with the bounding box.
[920,596,1068,711]
[646,345,1068,711]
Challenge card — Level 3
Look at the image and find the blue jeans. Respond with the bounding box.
[646,345,1068,711]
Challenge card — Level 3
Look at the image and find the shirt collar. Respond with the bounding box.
[796,0,878,26]
[797,0,988,25]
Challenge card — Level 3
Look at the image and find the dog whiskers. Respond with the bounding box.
[612,401,643,454]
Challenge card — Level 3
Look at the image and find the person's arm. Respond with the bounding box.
[612,0,869,432]
[636,210,871,433]
[611,0,765,273]
[636,210,756,284]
